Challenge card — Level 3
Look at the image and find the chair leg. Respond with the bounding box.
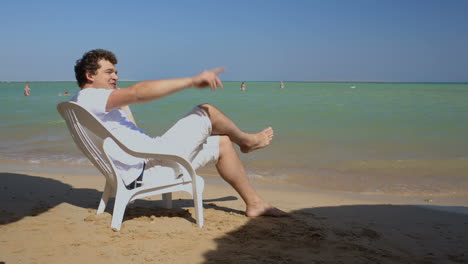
[97,183,112,214]
[162,193,172,209]
[111,192,130,231]
[192,176,205,228]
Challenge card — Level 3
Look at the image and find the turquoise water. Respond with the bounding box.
[1,81,468,194]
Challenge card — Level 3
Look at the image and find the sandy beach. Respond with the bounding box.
[1,169,467,264]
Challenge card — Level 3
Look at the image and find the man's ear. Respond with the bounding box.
[85,71,94,83]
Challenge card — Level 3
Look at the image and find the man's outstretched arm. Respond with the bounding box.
[106,68,224,112]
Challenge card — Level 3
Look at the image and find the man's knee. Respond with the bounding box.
[198,103,213,112]
[218,135,234,154]
[197,103,218,118]
[219,135,232,146]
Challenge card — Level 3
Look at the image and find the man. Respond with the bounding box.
[71,49,287,217]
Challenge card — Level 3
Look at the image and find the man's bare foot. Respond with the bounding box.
[246,201,289,217]
[240,127,274,153]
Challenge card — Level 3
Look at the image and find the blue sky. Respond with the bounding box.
[1,0,467,82]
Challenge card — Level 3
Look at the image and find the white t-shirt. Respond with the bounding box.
[70,88,150,185]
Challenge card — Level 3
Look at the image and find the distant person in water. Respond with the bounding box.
[63,90,70,96]
[240,82,246,91]
[24,82,31,96]
[280,81,285,89]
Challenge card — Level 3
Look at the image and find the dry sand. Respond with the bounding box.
[1,170,467,264]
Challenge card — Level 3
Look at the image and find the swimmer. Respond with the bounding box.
[24,82,31,96]
[240,82,246,91]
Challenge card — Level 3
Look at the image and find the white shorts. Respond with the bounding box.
[143,106,219,182]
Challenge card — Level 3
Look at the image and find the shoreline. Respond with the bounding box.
[2,159,468,200]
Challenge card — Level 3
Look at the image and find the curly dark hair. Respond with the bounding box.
[74,49,118,88]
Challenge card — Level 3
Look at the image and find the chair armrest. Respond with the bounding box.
[103,136,198,180]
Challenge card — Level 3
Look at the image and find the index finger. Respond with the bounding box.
[209,67,226,74]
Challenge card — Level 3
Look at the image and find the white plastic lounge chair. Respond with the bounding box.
[57,101,205,230]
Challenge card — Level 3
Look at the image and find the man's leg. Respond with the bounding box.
[216,135,288,216]
[160,104,287,216]
[198,104,273,153]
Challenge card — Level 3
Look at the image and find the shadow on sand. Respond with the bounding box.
[0,172,237,226]
[2,172,468,263]
[202,205,468,263]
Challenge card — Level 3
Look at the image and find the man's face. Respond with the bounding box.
[87,59,118,89]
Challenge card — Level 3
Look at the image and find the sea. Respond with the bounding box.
[1,81,468,196]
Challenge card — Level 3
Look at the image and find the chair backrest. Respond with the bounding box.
[57,101,118,188]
